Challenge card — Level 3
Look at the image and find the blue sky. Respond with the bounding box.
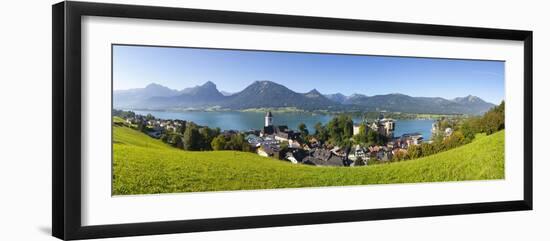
[113,45,505,104]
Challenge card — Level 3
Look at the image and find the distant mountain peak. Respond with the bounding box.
[254,80,273,85]
[305,89,322,97]
[202,81,216,88]
[453,95,484,103]
[145,83,168,89]
[247,80,288,94]
[324,93,349,104]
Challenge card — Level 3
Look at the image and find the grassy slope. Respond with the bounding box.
[113,126,504,195]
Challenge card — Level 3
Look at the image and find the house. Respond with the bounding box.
[285,152,299,164]
[303,149,346,166]
[284,149,308,164]
[288,139,301,149]
[351,115,396,138]
[444,127,453,136]
[302,155,345,166]
[307,137,320,148]
[312,149,332,162]
[376,150,393,161]
[245,134,263,146]
[257,144,281,159]
[348,145,367,161]
[326,155,346,166]
[401,133,423,146]
[302,156,329,166]
[367,114,395,138]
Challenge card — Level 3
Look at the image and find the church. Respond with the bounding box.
[261,111,298,142]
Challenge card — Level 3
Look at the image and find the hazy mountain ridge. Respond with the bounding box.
[113,81,495,114]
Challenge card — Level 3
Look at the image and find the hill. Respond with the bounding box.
[223,81,339,110]
[113,126,504,195]
[345,93,495,115]
[143,81,226,108]
[113,83,180,108]
[113,81,494,114]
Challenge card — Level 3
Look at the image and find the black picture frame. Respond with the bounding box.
[52,1,533,240]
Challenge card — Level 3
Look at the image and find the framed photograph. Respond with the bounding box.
[52,1,533,240]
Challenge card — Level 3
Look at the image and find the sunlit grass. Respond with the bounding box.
[113,126,504,195]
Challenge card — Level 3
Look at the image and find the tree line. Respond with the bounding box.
[298,115,387,148]
[160,122,251,152]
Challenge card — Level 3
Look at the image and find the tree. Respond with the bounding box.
[160,134,170,143]
[171,135,184,149]
[314,122,328,142]
[210,135,227,150]
[342,116,354,140]
[472,101,505,135]
[420,143,436,156]
[327,117,341,143]
[327,115,353,145]
[392,149,408,161]
[481,111,504,135]
[407,144,422,159]
[199,127,219,151]
[443,130,465,149]
[145,113,155,121]
[459,118,478,142]
[176,121,187,135]
[298,122,309,140]
[353,122,369,144]
[183,125,201,150]
[225,134,246,151]
[137,121,146,132]
[367,130,381,145]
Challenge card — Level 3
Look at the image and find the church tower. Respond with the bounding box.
[265,111,273,127]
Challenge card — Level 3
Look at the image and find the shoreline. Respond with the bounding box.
[120,107,462,121]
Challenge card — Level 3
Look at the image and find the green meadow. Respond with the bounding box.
[112,126,504,195]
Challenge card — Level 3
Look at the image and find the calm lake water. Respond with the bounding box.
[130,110,434,139]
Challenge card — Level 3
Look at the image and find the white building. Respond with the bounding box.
[265,111,273,127]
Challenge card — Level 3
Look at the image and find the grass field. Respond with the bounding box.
[113,126,504,195]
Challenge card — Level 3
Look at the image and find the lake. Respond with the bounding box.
[129,110,435,139]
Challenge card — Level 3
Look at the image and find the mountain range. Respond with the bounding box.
[113,81,496,115]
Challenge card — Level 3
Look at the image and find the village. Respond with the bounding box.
[119,109,456,167]
[247,111,428,166]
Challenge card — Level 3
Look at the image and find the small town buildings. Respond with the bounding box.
[245,134,263,147]
[303,149,347,166]
[352,114,395,138]
[348,145,367,162]
[371,118,395,138]
[261,112,299,142]
[284,148,308,164]
[400,133,423,146]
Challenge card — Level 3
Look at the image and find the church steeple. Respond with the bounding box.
[265,111,273,127]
